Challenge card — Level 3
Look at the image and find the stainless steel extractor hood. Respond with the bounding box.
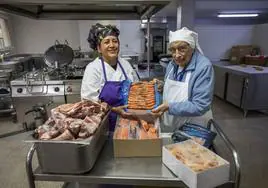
[0,0,171,20]
[140,17,168,29]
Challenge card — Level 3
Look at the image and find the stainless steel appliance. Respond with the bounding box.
[159,54,171,69]
[64,79,82,104]
[142,25,167,63]
[11,73,66,126]
[11,65,86,126]
[44,40,74,69]
[0,69,16,119]
[24,103,50,129]
[0,54,33,77]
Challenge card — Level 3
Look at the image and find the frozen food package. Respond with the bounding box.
[114,116,159,140]
[165,140,225,172]
[126,80,161,110]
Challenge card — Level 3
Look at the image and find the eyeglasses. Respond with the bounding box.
[169,45,190,55]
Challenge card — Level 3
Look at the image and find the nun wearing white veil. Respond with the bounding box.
[152,27,214,128]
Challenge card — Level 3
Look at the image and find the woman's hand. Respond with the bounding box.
[112,105,136,119]
[151,103,169,117]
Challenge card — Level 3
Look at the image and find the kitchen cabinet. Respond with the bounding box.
[241,74,268,114]
[226,73,245,108]
[213,65,228,99]
[216,65,268,117]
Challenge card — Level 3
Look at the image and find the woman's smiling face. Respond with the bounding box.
[98,36,119,62]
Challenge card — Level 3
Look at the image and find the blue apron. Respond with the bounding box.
[98,57,128,131]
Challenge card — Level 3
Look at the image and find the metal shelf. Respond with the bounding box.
[0,108,14,113]
[0,93,11,97]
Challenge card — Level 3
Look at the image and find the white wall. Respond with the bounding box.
[10,15,143,56]
[195,25,255,61]
[11,15,80,54]
[253,24,268,55]
[119,20,143,56]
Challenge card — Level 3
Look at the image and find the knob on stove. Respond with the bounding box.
[67,86,72,92]
[17,88,23,93]
[54,87,60,92]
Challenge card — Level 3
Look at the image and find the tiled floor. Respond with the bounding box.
[0,97,268,188]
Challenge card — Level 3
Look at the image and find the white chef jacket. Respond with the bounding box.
[81,57,139,101]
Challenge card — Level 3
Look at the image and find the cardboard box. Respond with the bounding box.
[230,45,258,64]
[113,118,162,157]
[244,55,268,66]
[162,140,230,188]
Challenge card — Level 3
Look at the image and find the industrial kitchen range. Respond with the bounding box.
[11,66,85,128]
[10,40,92,128]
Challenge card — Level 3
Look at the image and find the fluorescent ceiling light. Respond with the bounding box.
[218,13,259,18]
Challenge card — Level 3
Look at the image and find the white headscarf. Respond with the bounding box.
[169,27,204,55]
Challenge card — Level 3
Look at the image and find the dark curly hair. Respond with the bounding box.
[87,23,120,50]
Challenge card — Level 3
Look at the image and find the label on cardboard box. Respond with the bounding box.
[231,57,237,61]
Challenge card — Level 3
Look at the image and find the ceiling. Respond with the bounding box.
[0,0,171,20]
[155,0,268,25]
[0,0,268,24]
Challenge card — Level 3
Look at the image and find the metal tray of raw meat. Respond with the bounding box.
[25,112,109,174]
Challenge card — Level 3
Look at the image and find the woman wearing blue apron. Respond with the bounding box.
[81,23,139,132]
[152,27,214,128]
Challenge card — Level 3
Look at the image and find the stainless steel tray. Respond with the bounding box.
[25,113,109,174]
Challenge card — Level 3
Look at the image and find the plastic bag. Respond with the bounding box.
[119,79,132,106]
[154,83,162,108]
[171,130,191,143]
[172,123,217,148]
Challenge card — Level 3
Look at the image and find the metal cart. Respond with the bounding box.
[26,119,241,188]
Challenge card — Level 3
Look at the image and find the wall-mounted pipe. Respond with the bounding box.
[147,17,151,77]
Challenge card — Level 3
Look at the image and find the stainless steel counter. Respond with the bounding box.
[32,139,187,188]
[225,65,268,75]
[213,64,268,117]
[26,120,240,188]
